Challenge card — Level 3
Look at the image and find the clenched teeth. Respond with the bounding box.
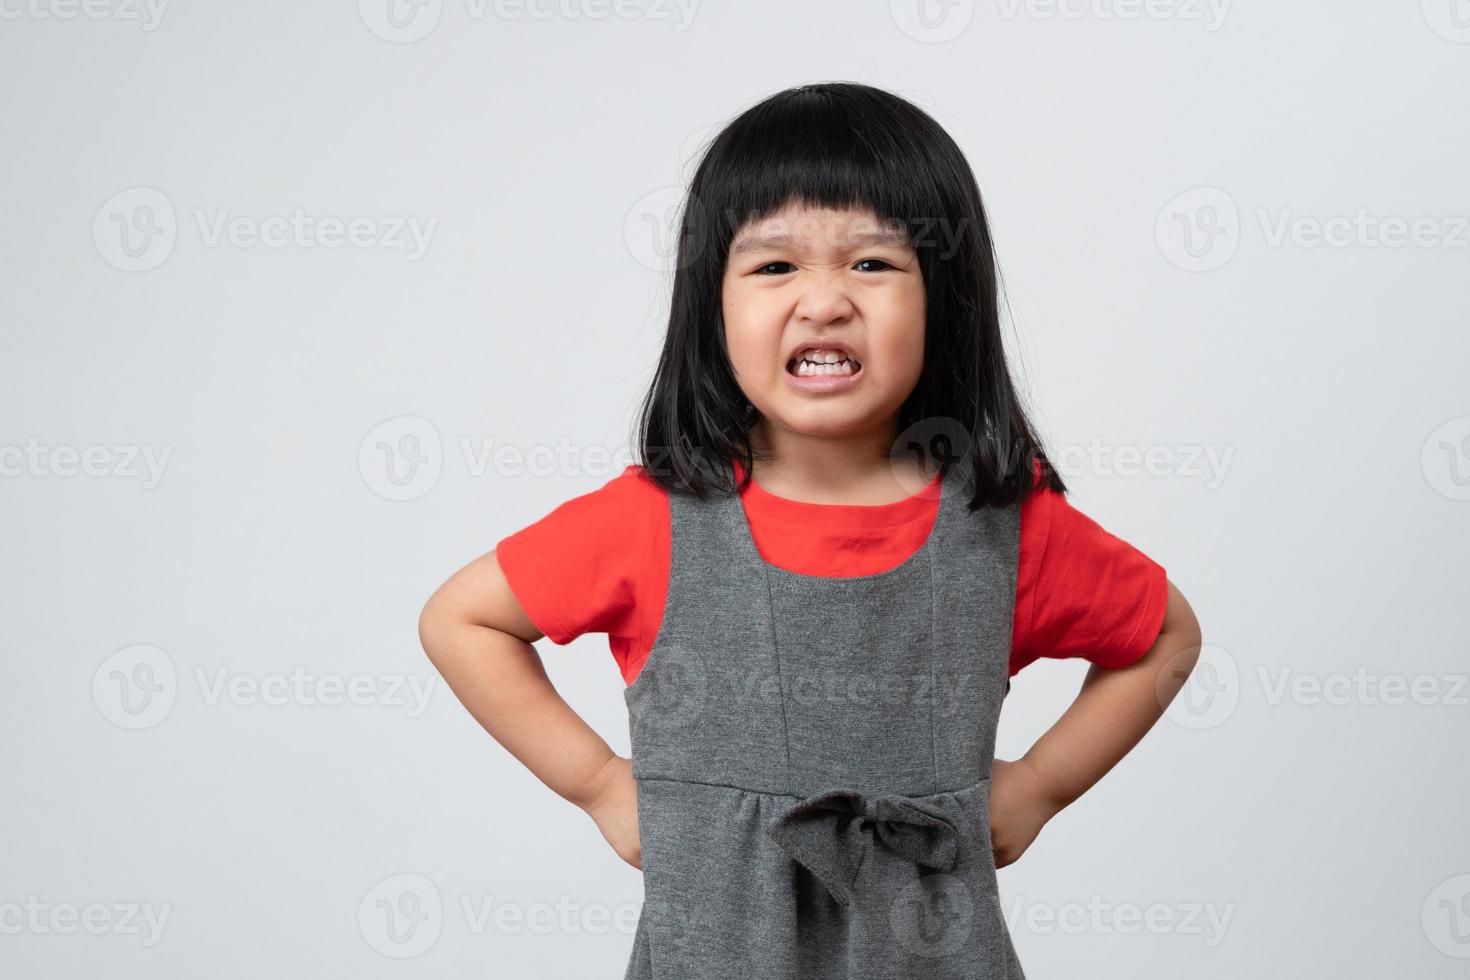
[788,348,861,376]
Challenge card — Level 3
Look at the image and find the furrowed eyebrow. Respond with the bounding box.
[728,227,913,255]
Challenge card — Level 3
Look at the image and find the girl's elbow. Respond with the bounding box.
[418,592,458,665]
[1161,579,1203,659]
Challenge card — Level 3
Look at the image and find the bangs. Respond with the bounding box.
[695,87,952,252]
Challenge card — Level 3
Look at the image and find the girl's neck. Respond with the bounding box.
[743,421,939,507]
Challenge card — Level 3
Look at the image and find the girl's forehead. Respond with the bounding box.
[740,202,881,230]
[731,204,910,252]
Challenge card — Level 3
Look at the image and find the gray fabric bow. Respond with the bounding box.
[765,788,962,908]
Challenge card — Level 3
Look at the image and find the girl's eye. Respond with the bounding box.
[754,259,896,275]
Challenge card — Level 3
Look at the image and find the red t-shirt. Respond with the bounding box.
[495,459,1168,686]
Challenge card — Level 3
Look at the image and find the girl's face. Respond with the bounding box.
[721,203,926,449]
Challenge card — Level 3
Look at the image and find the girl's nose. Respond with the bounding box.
[794,277,856,325]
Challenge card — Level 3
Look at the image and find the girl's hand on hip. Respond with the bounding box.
[988,756,1061,869]
[580,754,642,870]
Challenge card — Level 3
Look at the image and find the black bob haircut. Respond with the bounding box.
[632,81,1066,510]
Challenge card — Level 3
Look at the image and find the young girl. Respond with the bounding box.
[420,82,1202,979]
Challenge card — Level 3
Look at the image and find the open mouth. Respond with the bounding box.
[786,351,863,377]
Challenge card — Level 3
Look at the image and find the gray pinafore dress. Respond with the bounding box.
[622,459,1025,979]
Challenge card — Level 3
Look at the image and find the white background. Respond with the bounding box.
[3,1,1468,977]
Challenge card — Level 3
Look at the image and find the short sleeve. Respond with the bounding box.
[1012,485,1168,673]
[493,466,650,646]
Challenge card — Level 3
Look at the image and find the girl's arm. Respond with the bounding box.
[417,550,633,853]
[991,578,1202,866]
